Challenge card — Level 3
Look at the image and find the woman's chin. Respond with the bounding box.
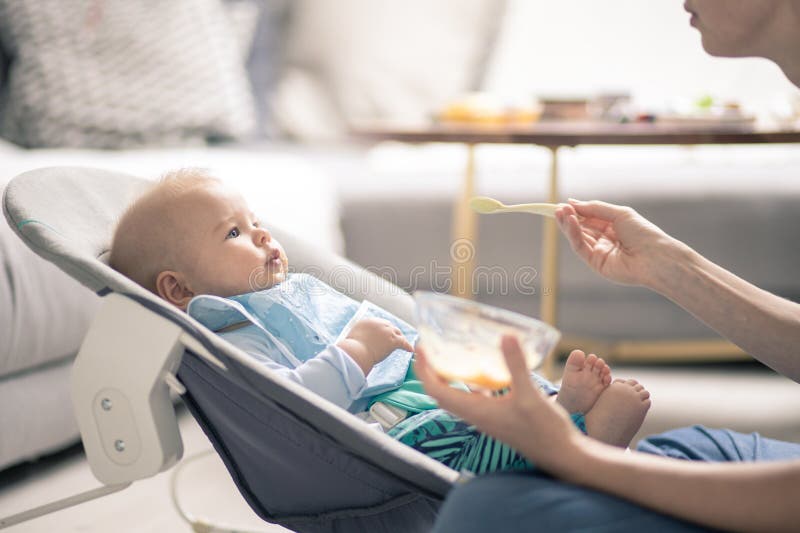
[699,33,753,58]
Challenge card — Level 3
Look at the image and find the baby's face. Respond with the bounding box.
[174,183,289,298]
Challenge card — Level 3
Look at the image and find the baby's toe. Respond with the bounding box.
[565,350,586,371]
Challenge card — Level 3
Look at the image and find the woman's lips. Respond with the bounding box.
[683,1,698,26]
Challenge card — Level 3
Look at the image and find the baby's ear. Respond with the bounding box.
[156,271,194,310]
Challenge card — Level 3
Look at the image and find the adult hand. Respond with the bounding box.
[415,335,582,471]
[555,199,681,287]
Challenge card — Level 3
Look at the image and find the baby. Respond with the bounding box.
[110,169,651,473]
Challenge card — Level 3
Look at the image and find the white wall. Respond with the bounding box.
[485,0,800,117]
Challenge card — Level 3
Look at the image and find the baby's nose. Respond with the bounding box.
[253,227,270,243]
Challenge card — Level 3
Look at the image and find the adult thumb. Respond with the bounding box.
[501,335,536,394]
[569,199,629,221]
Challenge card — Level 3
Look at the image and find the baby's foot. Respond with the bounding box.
[585,379,651,448]
[556,350,612,415]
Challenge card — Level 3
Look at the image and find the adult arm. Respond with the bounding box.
[567,438,800,533]
[416,336,800,533]
[557,200,800,382]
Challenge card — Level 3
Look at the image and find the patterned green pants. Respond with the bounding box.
[388,408,586,475]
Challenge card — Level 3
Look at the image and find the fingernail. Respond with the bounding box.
[501,334,518,348]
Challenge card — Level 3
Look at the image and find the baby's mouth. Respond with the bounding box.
[265,249,282,267]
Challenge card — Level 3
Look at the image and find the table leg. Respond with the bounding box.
[608,338,749,362]
[540,146,560,379]
[451,144,477,299]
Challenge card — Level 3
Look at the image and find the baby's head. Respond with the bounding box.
[110,168,289,309]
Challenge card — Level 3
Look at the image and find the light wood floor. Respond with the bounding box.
[0,406,289,533]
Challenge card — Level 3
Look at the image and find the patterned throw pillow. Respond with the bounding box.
[0,0,256,148]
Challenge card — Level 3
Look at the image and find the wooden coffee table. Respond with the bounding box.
[353,120,800,377]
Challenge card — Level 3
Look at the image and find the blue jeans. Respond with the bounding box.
[432,426,800,533]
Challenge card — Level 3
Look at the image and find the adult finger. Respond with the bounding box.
[414,347,456,396]
[569,199,629,222]
[565,213,586,246]
[560,203,610,236]
[415,348,487,413]
[554,203,572,222]
[563,214,593,263]
[500,335,536,394]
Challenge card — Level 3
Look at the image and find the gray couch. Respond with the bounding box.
[0,176,100,470]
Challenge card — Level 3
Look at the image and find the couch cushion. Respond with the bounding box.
[226,0,292,138]
[0,175,100,378]
[0,140,344,254]
[272,0,506,140]
[0,358,78,469]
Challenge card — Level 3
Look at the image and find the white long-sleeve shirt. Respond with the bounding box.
[220,323,372,413]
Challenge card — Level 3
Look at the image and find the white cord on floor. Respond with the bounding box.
[169,449,270,533]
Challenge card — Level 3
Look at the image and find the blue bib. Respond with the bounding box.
[188,273,416,398]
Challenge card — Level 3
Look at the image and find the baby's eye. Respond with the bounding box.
[252,220,260,228]
[226,227,240,239]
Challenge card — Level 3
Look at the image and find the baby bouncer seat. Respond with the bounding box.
[2,167,459,532]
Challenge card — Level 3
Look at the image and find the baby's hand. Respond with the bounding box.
[336,317,413,375]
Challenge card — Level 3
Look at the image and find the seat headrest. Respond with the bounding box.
[3,166,154,298]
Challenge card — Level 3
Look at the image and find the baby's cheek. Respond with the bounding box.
[203,264,241,296]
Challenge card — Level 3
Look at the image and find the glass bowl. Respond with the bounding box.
[413,291,561,389]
